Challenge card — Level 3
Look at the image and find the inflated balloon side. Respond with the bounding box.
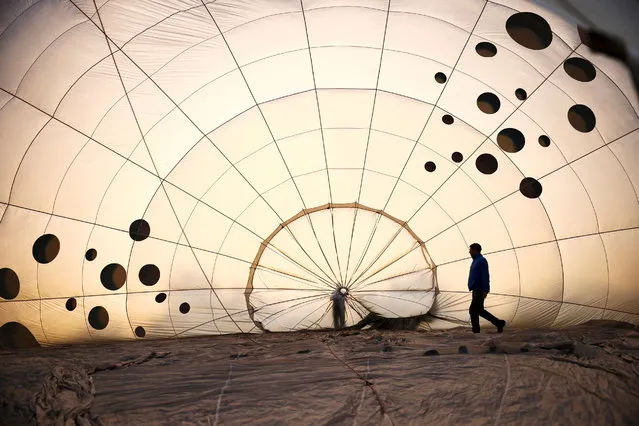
[0,0,637,346]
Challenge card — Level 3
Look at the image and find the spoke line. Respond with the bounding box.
[351,244,424,291]
[200,0,342,286]
[345,0,392,286]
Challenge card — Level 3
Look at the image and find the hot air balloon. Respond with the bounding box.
[0,0,638,349]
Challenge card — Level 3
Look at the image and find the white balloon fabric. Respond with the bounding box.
[0,0,638,346]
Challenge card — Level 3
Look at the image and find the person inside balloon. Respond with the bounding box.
[330,287,348,329]
[468,243,506,334]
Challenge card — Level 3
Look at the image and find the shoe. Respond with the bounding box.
[497,320,506,333]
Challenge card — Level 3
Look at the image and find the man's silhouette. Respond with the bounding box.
[331,287,347,329]
[468,243,505,333]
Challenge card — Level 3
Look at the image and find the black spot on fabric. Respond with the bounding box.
[506,12,553,50]
[179,302,190,314]
[129,219,150,242]
[155,293,167,303]
[476,154,498,175]
[568,104,596,132]
[85,249,97,261]
[32,234,60,264]
[88,306,109,330]
[0,322,40,350]
[100,263,127,291]
[564,57,596,82]
[0,268,19,300]
[434,72,447,83]
[139,264,160,286]
[475,41,497,57]
[424,161,436,172]
[442,114,454,125]
[477,92,500,114]
[135,326,146,338]
[515,88,527,100]
[66,297,77,311]
[538,135,551,147]
[520,177,543,198]
[497,128,525,153]
[451,152,463,163]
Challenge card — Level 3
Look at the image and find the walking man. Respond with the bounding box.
[468,243,506,333]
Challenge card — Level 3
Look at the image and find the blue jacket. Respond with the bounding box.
[468,254,490,292]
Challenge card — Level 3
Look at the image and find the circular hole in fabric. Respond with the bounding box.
[85,248,97,261]
[129,219,150,242]
[424,161,436,172]
[0,268,19,300]
[434,72,447,83]
[139,264,160,286]
[65,297,77,311]
[538,135,551,147]
[520,177,543,198]
[0,322,40,350]
[451,152,463,163]
[100,263,127,291]
[135,326,146,338]
[179,302,191,314]
[155,293,167,303]
[475,41,497,57]
[88,306,109,330]
[515,88,527,100]
[32,234,60,264]
[497,128,525,153]
[476,154,498,175]
[568,104,596,132]
[563,57,596,82]
[477,92,500,114]
[506,12,553,50]
[442,114,454,125]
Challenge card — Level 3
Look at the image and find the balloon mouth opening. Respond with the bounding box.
[245,202,438,332]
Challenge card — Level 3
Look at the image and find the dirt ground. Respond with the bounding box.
[1,320,639,425]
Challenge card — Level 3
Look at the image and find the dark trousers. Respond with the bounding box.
[332,299,346,329]
[469,290,501,333]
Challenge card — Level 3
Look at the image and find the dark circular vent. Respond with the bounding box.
[476,154,498,175]
[129,219,150,242]
[520,177,543,199]
[515,88,527,100]
[33,234,60,264]
[88,306,109,330]
[100,263,127,291]
[477,93,500,114]
[538,135,551,147]
[568,104,596,132]
[497,128,525,153]
[139,264,160,286]
[0,322,40,350]
[475,41,497,57]
[65,297,77,311]
[85,248,97,261]
[0,268,19,300]
[506,12,553,50]
[563,57,596,82]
